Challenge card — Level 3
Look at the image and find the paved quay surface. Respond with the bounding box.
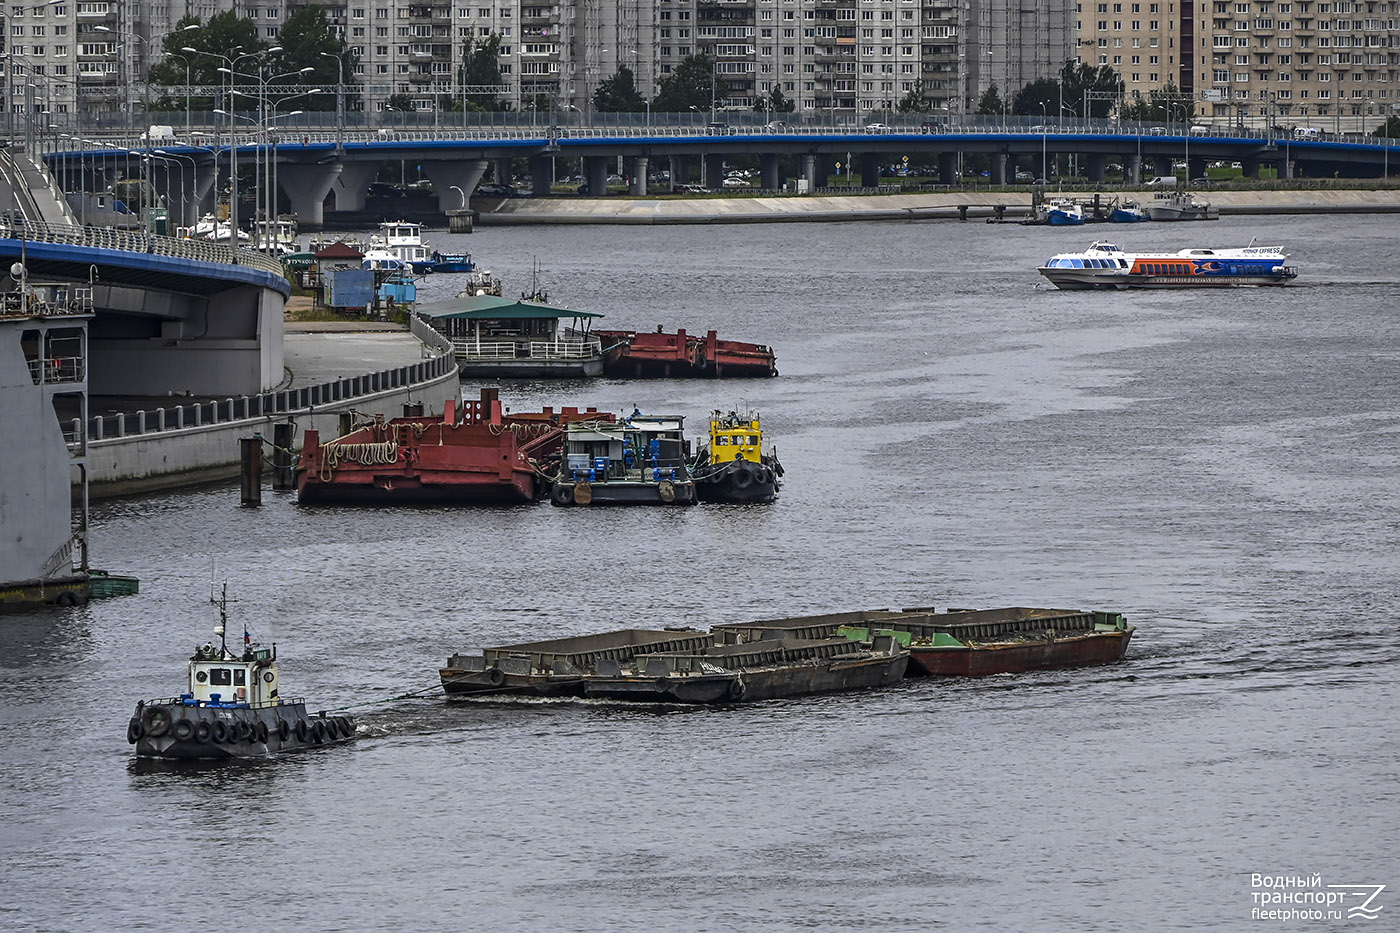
[472,187,1400,224]
[282,320,423,388]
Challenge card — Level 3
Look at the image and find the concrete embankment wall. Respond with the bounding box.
[473,189,1400,225]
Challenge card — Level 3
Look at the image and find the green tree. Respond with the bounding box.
[149,12,265,112]
[752,85,795,114]
[594,65,646,112]
[653,54,725,114]
[1374,115,1400,138]
[896,80,929,114]
[1058,61,1124,117]
[460,35,507,111]
[268,7,347,111]
[976,84,1006,117]
[1011,78,1060,117]
[385,93,416,116]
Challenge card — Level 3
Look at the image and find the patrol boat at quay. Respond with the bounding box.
[1038,240,1297,289]
[127,587,356,760]
[689,409,783,503]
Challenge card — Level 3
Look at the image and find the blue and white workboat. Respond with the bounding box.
[364,220,435,273]
[127,585,356,760]
[1038,240,1298,289]
[1046,198,1085,225]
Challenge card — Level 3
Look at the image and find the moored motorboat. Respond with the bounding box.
[127,586,355,760]
[440,628,715,696]
[859,606,1134,677]
[1047,198,1085,225]
[1038,240,1297,289]
[1147,189,1219,221]
[429,250,476,273]
[1110,199,1151,223]
[551,412,697,506]
[690,409,782,503]
[368,220,435,272]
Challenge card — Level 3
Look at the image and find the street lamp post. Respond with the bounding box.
[194,44,280,253]
[320,51,345,152]
[1038,101,1047,180]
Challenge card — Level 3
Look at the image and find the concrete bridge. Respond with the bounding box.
[48,124,1400,229]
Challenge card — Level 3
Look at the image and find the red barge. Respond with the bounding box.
[295,389,613,505]
[597,328,778,378]
[856,606,1134,677]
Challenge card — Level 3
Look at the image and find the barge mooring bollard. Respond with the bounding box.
[240,436,263,506]
[271,422,295,491]
[446,209,474,233]
[958,205,969,221]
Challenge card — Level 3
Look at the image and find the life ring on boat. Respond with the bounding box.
[295,719,310,742]
[276,719,290,741]
[573,481,594,506]
[658,479,676,503]
[731,464,753,489]
[194,721,213,743]
[126,717,143,744]
[255,721,269,742]
[551,483,574,506]
[211,720,229,743]
[487,668,507,687]
[262,670,275,683]
[143,707,171,738]
[172,719,195,741]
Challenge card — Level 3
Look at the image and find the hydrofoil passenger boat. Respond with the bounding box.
[1038,240,1297,289]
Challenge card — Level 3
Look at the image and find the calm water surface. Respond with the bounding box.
[3,215,1398,931]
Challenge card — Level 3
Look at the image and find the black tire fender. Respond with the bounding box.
[172,719,195,741]
[312,720,327,744]
[194,720,212,743]
[551,483,574,506]
[143,707,171,738]
[211,720,229,743]
[255,721,269,742]
[276,719,290,741]
[335,717,352,737]
[731,464,753,488]
[126,717,142,744]
[728,678,746,701]
[487,667,507,687]
[295,718,309,742]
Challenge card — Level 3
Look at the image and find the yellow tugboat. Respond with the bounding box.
[690,410,783,503]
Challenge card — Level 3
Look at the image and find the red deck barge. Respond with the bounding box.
[296,390,613,505]
[871,607,1135,677]
[597,328,777,378]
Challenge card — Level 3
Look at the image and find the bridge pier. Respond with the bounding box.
[493,157,513,187]
[990,153,1007,185]
[585,155,609,195]
[801,154,817,191]
[330,162,380,212]
[703,153,725,190]
[529,156,554,195]
[628,156,649,195]
[1187,157,1207,180]
[761,153,780,190]
[421,159,488,211]
[938,151,958,186]
[1086,153,1107,183]
[669,154,689,190]
[1153,157,1174,177]
[279,163,342,228]
[1124,154,1142,186]
[1240,157,1260,179]
[859,153,880,187]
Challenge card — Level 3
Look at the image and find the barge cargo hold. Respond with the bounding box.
[296,389,613,506]
[580,633,908,704]
[440,628,714,697]
[597,328,778,379]
[870,607,1134,677]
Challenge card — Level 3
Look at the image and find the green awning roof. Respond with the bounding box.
[417,295,603,320]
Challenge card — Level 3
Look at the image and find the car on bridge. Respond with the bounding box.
[864,123,891,133]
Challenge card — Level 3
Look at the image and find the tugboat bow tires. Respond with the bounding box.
[172,719,195,741]
[142,707,171,738]
[551,482,574,506]
[731,464,753,489]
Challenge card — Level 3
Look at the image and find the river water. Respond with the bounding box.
[3,215,1398,931]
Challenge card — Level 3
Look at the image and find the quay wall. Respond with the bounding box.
[472,188,1400,225]
[83,318,459,499]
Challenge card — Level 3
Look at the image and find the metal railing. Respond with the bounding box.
[27,356,84,384]
[449,337,602,361]
[0,213,286,277]
[88,325,458,443]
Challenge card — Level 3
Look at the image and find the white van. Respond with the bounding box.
[1294,126,1320,139]
[147,125,176,142]
[1144,175,1180,188]
[1189,124,1211,136]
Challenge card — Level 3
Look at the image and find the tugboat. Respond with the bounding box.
[689,409,783,503]
[126,585,356,759]
[550,411,697,506]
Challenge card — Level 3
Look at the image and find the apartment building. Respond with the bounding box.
[5,0,1079,128]
[1078,0,1400,131]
